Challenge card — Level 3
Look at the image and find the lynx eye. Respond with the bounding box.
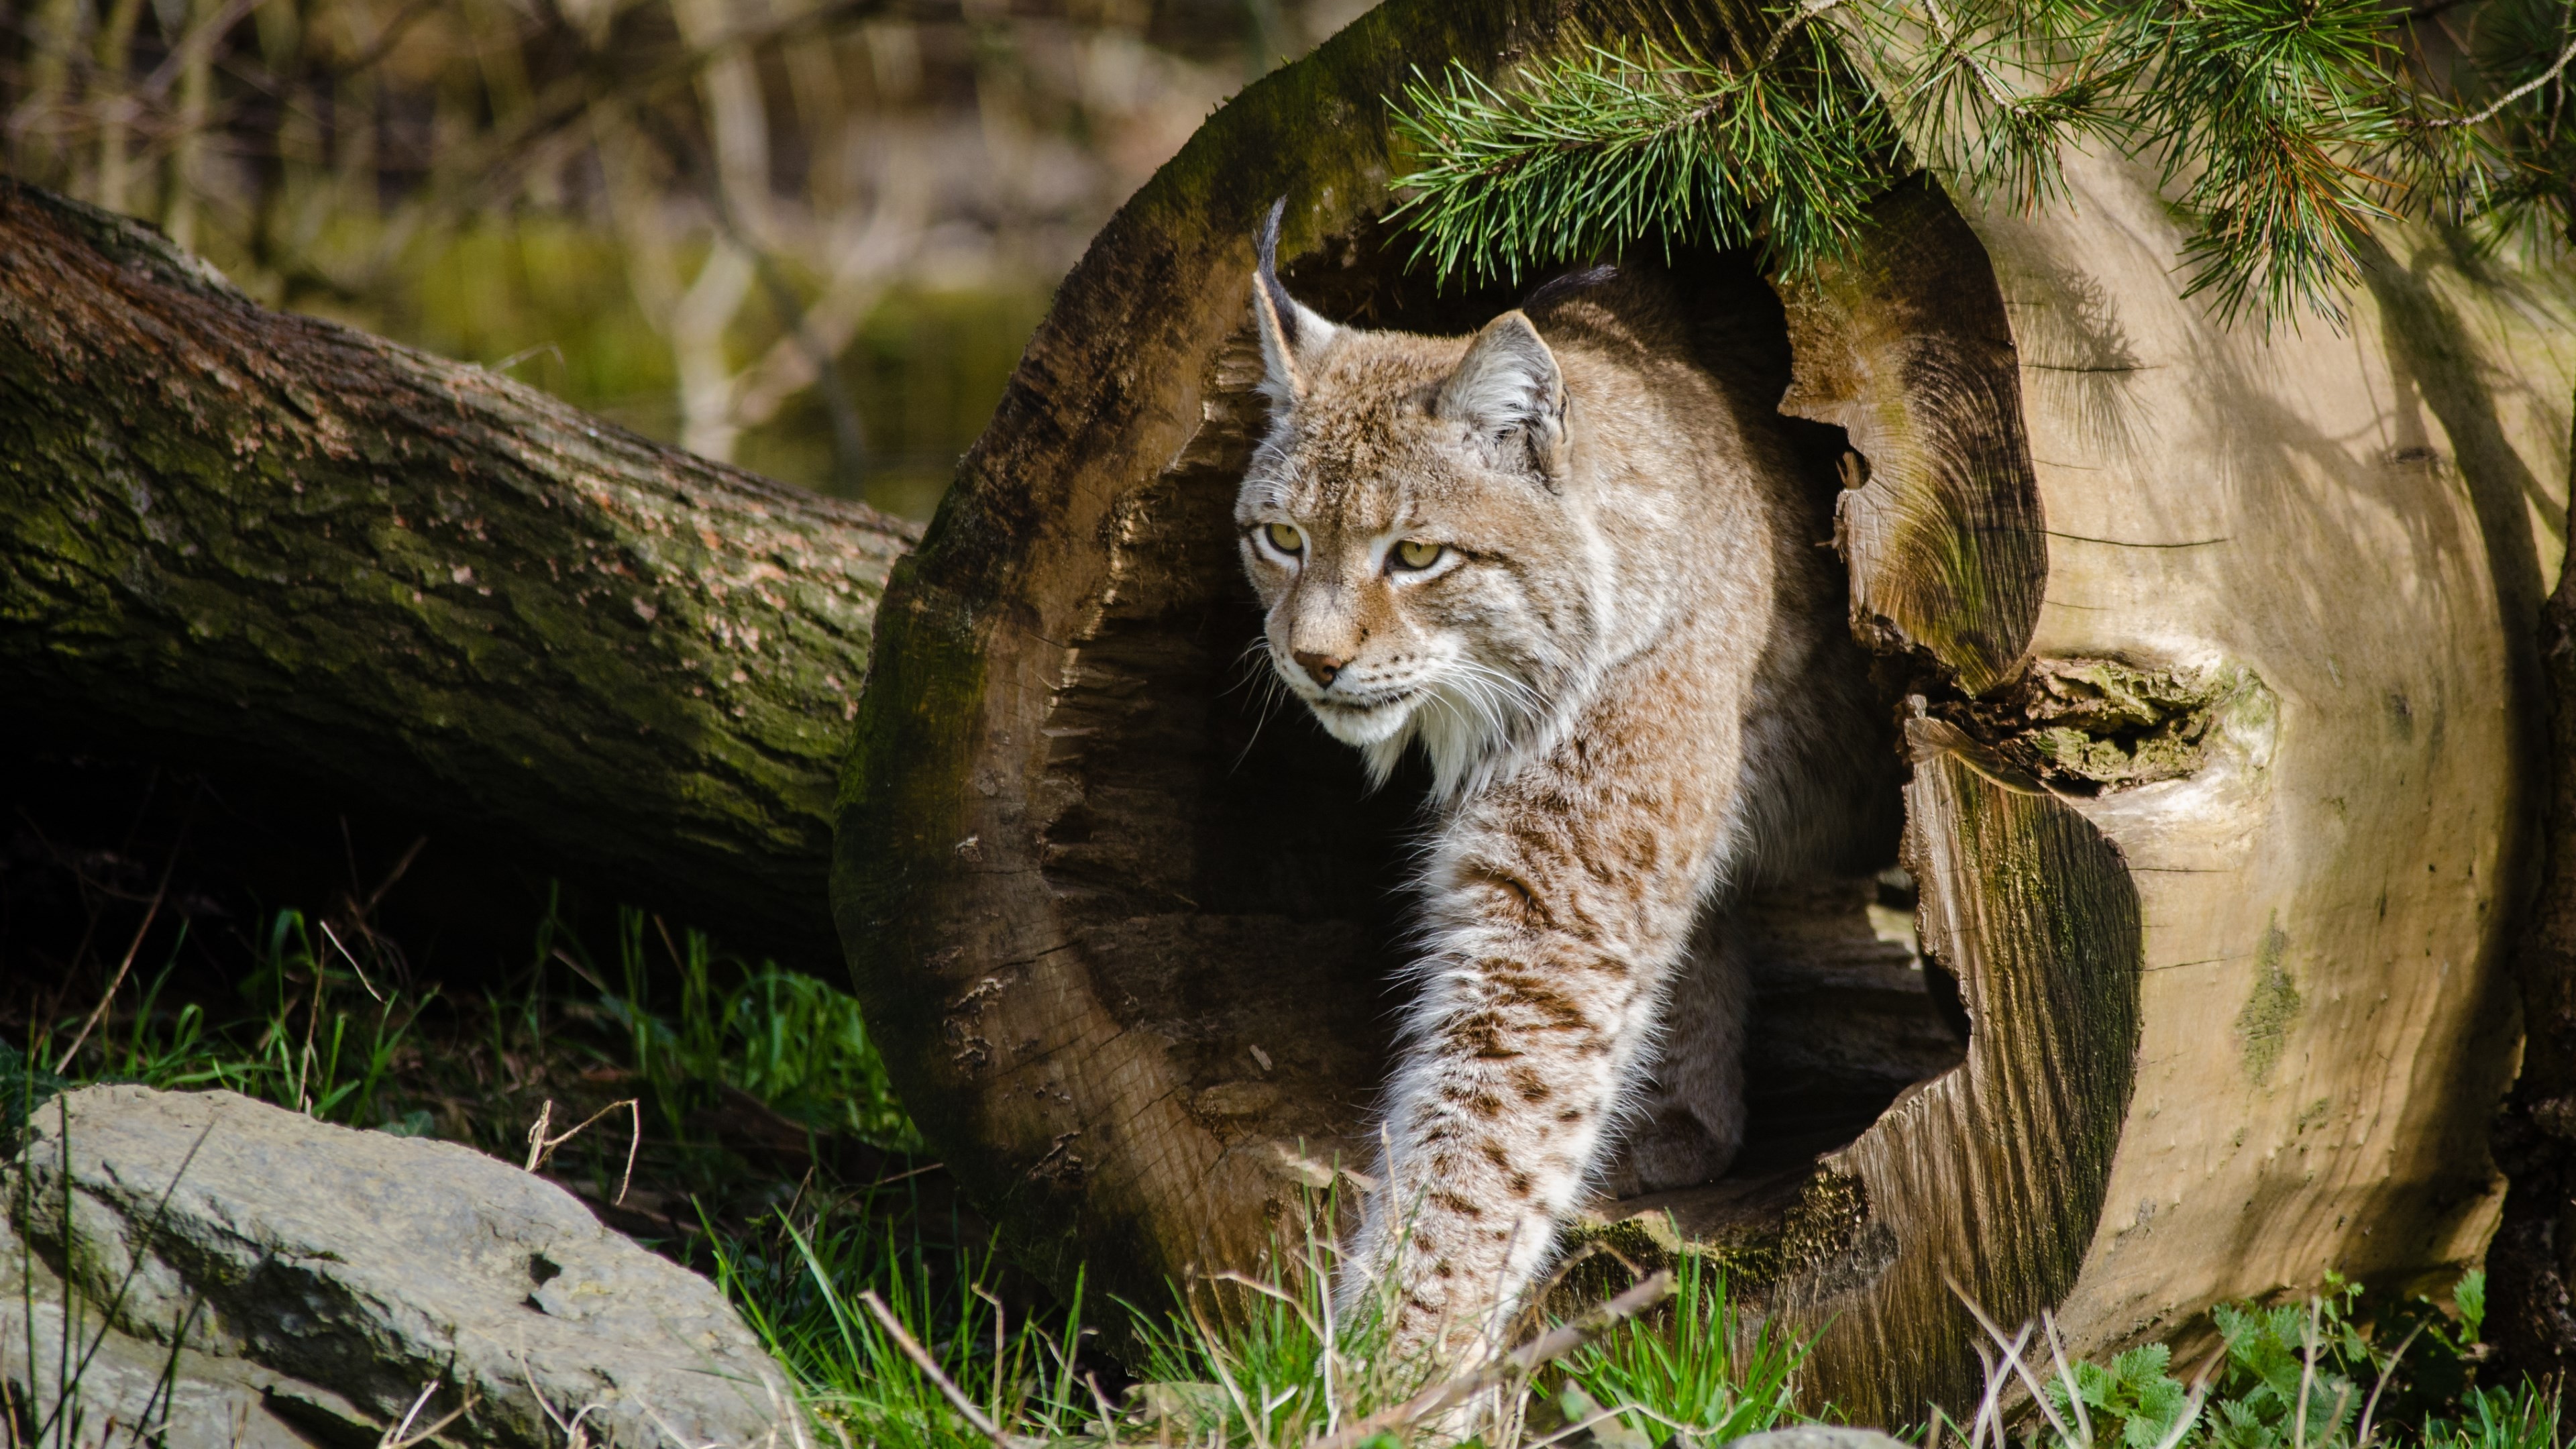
[1391,539,1444,571]
[1263,522,1305,555]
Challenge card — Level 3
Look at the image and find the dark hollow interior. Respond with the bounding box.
[1049,216,1968,1242]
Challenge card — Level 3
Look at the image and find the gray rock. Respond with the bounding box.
[2,1085,800,1449]
[1720,1430,1916,1449]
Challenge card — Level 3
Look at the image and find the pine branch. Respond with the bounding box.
[1386,0,2573,329]
[1388,38,1901,284]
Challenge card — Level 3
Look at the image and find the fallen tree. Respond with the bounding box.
[5,0,2575,1427]
[0,180,916,967]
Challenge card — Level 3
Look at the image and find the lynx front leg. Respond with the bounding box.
[1341,794,1718,1368]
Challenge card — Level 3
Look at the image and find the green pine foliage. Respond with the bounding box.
[1389,0,2574,326]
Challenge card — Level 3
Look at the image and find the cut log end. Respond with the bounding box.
[837,137,2108,1420]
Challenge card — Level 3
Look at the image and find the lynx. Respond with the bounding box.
[1235,203,1896,1366]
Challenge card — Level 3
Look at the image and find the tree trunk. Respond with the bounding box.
[831,0,2576,1426]
[0,180,917,969]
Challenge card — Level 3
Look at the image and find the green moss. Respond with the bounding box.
[1554,1173,1871,1319]
[2010,657,2272,791]
[2235,918,2300,1083]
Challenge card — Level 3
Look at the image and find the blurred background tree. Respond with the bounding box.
[0,0,1365,521]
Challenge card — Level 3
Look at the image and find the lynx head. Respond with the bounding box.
[1235,202,1614,798]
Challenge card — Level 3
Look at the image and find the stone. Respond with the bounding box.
[1,1085,800,1449]
[1719,1430,1916,1449]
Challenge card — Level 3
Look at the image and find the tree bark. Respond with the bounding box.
[832,0,2576,1427]
[0,180,917,969]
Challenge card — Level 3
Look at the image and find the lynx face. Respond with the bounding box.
[1236,254,1609,796]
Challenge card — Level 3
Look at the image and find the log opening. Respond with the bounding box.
[834,3,2140,1425]
[1159,225,1975,1225]
[839,193,1986,1332]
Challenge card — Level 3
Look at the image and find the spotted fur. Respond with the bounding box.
[1236,209,1896,1370]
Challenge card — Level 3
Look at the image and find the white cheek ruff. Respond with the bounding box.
[1407,672,1547,800]
[1278,656,1549,801]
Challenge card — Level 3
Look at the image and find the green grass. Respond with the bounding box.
[11,898,2573,1449]
[706,1212,1096,1449]
[1556,1254,1809,1445]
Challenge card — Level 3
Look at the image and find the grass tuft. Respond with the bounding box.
[12,890,2573,1449]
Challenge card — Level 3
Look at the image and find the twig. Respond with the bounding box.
[2149,1375,2215,1449]
[974,1283,1008,1432]
[318,922,384,1003]
[856,1289,1019,1449]
[2296,1297,2320,1449]
[134,0,262,102]
[1305,1269,1675,1449]
[1948,1277,2078,1447]
[329,0,447,82]
[1185,1286,1265,1448]
[524,1099,554,1169]
[2356,1321,2427,1449]
[53,847,180,1075]
[356,835,430,922]
[1759,0,1854,69]
[378,1381,478,1449]
[521,1098,643,1203]
[383,1382,438,1446]
[1081,1369,1123,1449]
[867,1159,945,1189]
[298,969,326,1114]
[2043,1310,2093,1448]
[2422,32,2576,128]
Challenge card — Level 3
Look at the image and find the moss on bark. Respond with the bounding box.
[0,180,916,965]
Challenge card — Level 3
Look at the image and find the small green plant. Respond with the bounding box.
[2045,1344,2198,1449]
[1970,1269,2521,1449]
[2423,1382,2561,1449]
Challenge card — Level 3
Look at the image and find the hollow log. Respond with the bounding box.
[832,0,2576,1424]
[2,15,2571,1423]
[0,180,916,968]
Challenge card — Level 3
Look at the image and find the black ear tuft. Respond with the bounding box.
[1258,196,1299,351]
[1521,264,1618,314]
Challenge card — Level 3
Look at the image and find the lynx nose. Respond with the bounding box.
[1293,650,1347,688]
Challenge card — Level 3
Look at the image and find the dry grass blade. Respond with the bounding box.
[2298,1307,2328,1448]
[520,1097,643,1202]
[2355,1320,2426,1449]
[52,846,180,1075]
[318,920,384,1003]
[855,1289,1024,1449]
[377,1379,479,1449]
[1306,1269,1675,1449]
[1947,1276,2078,1447]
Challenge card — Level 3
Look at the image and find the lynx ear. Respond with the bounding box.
[1438,311,1566,471]
[1253,197,1336,405]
